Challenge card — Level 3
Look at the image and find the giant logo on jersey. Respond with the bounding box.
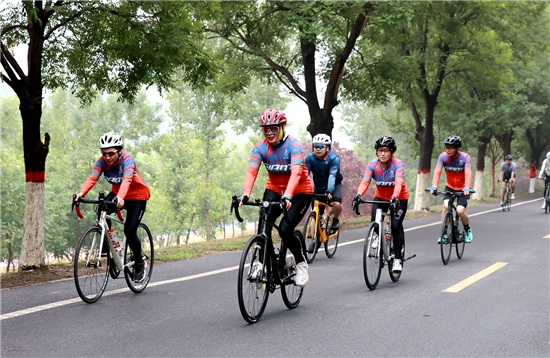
[374,180,395,187]
[445,166,465,172]
[265,163,290,172]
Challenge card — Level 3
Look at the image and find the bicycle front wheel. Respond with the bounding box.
[324,215,339,258]
[124,223,154,293]
[238,235,271,324]
[455,214,465,259]
[74,227,110,304]
[502,190,507,212]
[281,230,305,309]
[363,222,382,290]
[440,212,453,265]
[303,212,318,264]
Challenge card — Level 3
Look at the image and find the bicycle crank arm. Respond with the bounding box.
[403,254,417,261]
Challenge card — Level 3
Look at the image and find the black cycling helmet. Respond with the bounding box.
[374,136,396,151]
[444,135,462,148]
[504,154,513,160]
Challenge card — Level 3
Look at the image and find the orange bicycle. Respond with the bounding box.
[302,194,340,263]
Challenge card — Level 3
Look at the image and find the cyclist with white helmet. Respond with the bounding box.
[72,131,150,282]
[498,154,516,205]
[539,151,550,209]
[352,136,409,273]
[428,135,473,243]
[305,133,344,236]
[239,108,313,287]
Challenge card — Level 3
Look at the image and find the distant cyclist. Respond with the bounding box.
[239,108,313,287]
[352,136,409,273]
[304,133,343,236]
[72,131,150,282]
[539,151,550,210]
[428,135,473,243]
[498,154,516,205]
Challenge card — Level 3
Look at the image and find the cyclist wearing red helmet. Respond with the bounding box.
[239,108,313,287]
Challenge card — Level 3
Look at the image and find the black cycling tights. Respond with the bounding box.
[370,198,408,260]
[263,190,312,264]
[106,192,147,264]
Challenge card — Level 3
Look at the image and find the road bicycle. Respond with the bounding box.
[231,195,306,324]
[302,193,340,263]
[353,198,415,290]
[426,189,475,265]
[542,178,550,215]
[498,179,512,212]
[71,192,154,303]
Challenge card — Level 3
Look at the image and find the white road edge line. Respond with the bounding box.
[1,197,542,321]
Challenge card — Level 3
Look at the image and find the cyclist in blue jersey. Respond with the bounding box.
[304,134,343,236]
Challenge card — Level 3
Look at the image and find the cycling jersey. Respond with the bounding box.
[432,152,472,191]
[304,151,343,193]
[357,158,409,201]
[243,134,313,198]
[500,161,516,175]
[80,151,150,201]
[539,159,550,178]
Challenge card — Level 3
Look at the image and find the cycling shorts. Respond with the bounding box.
[314,183,343,203]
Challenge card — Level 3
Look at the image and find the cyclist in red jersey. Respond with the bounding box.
[238,108,313,287]
[352,136,409,273]
[72,131,150,282]
[428,135,473,243]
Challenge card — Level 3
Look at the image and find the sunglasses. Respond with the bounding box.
[313,145,326,150]
[377,149,391,154]
[262,126,280,134]
[102,151,118,158]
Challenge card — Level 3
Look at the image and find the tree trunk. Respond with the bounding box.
[495,131,513,158]
[413,99,435,211]
[20,182,46,270]
[472,136,490,201]
[186,212,196,244]
[526,128,548,167]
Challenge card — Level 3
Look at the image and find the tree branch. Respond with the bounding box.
[274,70,307,104]
[264,56,306,98]
[44,9,86,40]
[1,24,29,38]
[1,43,26,81]
[409,100,423,131]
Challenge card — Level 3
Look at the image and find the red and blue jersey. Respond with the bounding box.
[243,135,313,198]
[80,151,150,200]
[432,152,472,191]
[357,158,409,201]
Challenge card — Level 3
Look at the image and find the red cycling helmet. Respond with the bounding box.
[259,108,287,127]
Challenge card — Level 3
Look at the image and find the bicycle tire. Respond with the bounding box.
[502,189,507,212]
[455,212,465,259]
[388,238,403,282]
[546,194,549,214]
[440,212,453,265]
[238,235,271,324]
[124,223,154,293]
[74,227,110,304]
[363,222,382,290]
[303,212,318,264]
[324,215,339,259]
[281,230,305,309]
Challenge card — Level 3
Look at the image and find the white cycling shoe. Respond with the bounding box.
[295,262,309,287]
[392,259,402,273]
[250,262,264,280]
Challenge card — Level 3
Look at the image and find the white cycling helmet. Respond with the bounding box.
[547,151,550,160]
[312,133,332,146]
[98,131,123,149]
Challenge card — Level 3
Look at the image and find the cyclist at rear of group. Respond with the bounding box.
[539,151,550,209]
[71,131,150,282]
[304,133,343,235]
[499,154,516,205]
[239,108,313,287]
[428,135,473,243]
[352,136,409,273]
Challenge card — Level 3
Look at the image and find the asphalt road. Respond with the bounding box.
[1,196,549,357]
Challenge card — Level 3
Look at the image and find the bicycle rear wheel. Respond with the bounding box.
[281,231,305,309]
[455,213,465,259]
[238,235,271,324]
[324,215,339,258]
[124,223,154,293]
[546,193,550,214]
[74,227,110,304]
[303,212,319,264]
[440,212,453,265]
[363,222,382,290]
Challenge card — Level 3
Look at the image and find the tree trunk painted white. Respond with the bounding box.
[472,170,484,200]
[413,171,431,211]
[20,182,45,270]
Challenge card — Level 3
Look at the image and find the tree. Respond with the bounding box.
[1,1,214,269]
[351,1,548,209]
[204,1,374,138]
